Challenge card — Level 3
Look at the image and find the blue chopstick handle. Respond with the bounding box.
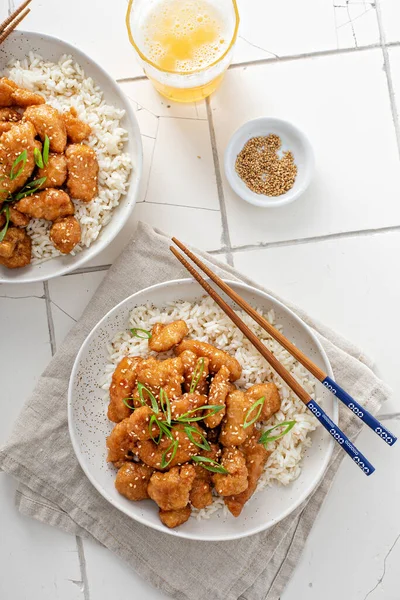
[322,376,397,447]
[307,399,375,476]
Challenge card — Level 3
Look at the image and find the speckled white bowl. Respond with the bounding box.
[68,278,337,541]
[224,117,314,208]
[0,31,143,284]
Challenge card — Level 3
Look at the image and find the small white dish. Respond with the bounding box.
[224,117,315,208]
[68,278,336,541]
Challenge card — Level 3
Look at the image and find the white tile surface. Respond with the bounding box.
[378,0,400,44]
[1,1,400,599]
[210,49,400,247]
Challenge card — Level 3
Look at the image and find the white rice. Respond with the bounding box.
[4,52,132,263]
[100,297,320,519]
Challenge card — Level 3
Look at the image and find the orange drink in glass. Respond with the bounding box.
[126,0,239,103]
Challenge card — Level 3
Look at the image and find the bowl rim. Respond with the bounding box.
[68,277,336,541]
[0,30,143,284]
[224,116,315,208]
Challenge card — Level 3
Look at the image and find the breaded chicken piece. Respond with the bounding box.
[115,462,154,501]
[212,446,248,497]
[189,443,220,510]
[7,207,30,227]
[148,464,196,511]
[108,356,143,423]
[37,153,67,189]
[180,349,210,395]
[106,419,135,467]
[65,143,98,202]
[149,320,189,352]
[135,423,202,470]
[159,505,191,528]
[135,356,184,404]
[24,104,67,153]
[49,216,81,254]
[0,108,21,134]
[245,382,281,422]
[224,431,271,517]
[62,108,91,143]
[170,392,207,420]
[0,122,37,202]
[126,405,162,441]
[175,339,242,381]
[204,365,231,429]
[0,78,45,108]
[0,227,31,268]
[220,390,255,447]
[15,189,75,221]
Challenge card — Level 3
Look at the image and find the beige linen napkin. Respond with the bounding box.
[0,222,391,600]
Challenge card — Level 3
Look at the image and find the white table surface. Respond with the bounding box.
[1,1,400,599]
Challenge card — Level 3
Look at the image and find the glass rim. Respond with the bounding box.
[126,0,240,76]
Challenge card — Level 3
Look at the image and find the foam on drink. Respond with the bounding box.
[142,0,229,73]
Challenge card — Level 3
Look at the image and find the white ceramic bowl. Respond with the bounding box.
[0,31,143,283]
[224,117,314,208]
[68,278,337,541]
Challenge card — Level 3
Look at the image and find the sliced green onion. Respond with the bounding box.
[34,147,44,169]
[176,404,224,423]
[130,327,152,340]
[243,396,265,429]
[160,388,171,425]
[137,382,159,413]
[13,177,47,201]
[192,456,228,474]
[10,149,27,180]
[157,420,174,440]
[122,397,135,410]
[0,205,10,242]
[160,439,179,469]
[259,420,296,446]
[189,357,205,393]
[149,414,163,444]
[184,425,210,451]
[43,135,50,166]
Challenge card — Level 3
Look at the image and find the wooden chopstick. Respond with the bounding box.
[172,237,397,449]
[170,243,375,476]
[0,0,31,45]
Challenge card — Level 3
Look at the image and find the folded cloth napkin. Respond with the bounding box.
[0,222,391,600]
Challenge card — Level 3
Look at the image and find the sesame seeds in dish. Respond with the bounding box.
[4,53,132,264]
[100,297,320,528]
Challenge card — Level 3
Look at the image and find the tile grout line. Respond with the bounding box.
[206,97,234,266]
[116,41,400,85]
[375,0,400,159]
[43,281,90,600]
[209,224,400,255]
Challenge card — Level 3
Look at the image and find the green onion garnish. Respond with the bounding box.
[160,388,171,425]
[184,425,210,451]
[0,205,10,242]
[13,177,47,200]
[176,404,224,423]
[9,150,27,181]
[130,328,152,339]
[192,456,228,474]
[258,420,296,446]
[43,135,50,166]
[149,414,163,444]
[243,396,265,429]
[160,439,179,469]
[34,147,44,169]
[189,357,205,393]
[137,382,159,413]
[122,397,135,410]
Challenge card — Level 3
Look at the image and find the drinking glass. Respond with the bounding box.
[126,0,239,103]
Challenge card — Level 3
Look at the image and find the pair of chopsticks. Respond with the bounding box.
[171,237,397,476]
[0,0,31,45]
